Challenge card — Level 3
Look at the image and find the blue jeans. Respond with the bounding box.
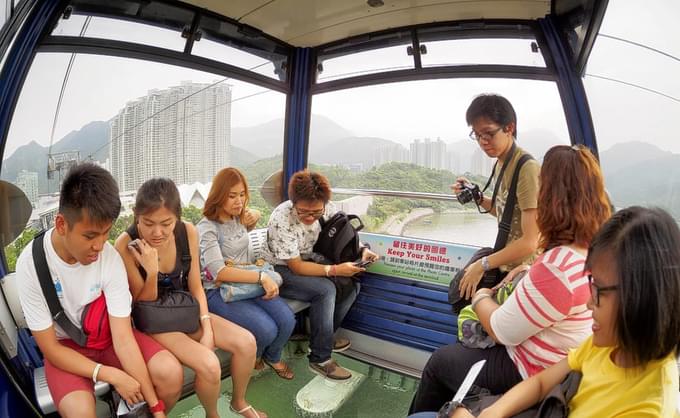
[206,289,295,362]
[274,266,360,363]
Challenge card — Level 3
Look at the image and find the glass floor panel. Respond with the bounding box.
[169,339,419,418]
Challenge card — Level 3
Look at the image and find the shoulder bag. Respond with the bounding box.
[204,220,283,303]
[129,222,200,334]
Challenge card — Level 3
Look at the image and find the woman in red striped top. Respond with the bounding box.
[410,145,611,414]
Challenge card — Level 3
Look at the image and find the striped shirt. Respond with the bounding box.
[490,246,592,378]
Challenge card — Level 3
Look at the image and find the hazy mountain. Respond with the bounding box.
[309,136,403,168]
[51,121,110,159]
[230,145,259,167]
[599,142,680,217]
[232,114,354,158]
[1,121,110,194]
[599,141,669,178]
[519,129,566,161]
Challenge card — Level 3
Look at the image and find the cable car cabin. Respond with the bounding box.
[0,0,678,416]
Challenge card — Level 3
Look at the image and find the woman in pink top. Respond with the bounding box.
[410,145,611,414]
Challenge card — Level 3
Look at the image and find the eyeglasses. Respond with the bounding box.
[587,274,618,306]
[469,126,504,142]
[294,205,325,219]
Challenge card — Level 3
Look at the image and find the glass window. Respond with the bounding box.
[1,52,285,269]
[584,0,680,220]
[192,15,288,81]
[317,43,414,82]
[308,78,569,245]
[192,37,283,80]
[52,14,186,51]
[419,38,545,68]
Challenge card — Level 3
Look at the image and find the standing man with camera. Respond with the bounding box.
[451,94,540,304]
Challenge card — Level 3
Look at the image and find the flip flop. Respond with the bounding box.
[263,359,295,380]
[229,404,267,418]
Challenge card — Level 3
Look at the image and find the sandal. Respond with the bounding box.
[263,359,295,380]
[229,404,267,418]
[254,358,265,371]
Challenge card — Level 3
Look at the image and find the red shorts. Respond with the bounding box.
[44,329,164,409]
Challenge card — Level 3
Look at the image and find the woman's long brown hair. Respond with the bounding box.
[537,145,611,250]
[203,167,250,224]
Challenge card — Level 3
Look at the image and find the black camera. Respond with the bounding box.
[456,182,482,205]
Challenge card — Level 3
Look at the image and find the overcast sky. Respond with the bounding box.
[2,0,679,160]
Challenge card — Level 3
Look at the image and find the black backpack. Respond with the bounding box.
[313,211,364,264]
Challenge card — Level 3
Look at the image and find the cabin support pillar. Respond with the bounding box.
[538,16,599,156]
[283,47,314,198]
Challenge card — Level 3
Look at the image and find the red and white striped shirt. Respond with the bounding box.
[490,246,592,378]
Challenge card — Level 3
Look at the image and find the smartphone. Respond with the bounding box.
[354,260,373,268]
[127,239,141,252]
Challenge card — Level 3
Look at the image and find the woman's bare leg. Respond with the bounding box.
[209,314,267,418]
[152,332,222,418]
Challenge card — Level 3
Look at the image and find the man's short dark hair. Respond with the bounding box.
[466,94,517,137]
[59,163,121,226]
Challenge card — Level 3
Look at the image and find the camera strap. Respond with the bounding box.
[478,141,517,214]
[494,150,533,252]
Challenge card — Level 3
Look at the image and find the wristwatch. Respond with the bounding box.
[257,271,264,286]
[481,256,490,271]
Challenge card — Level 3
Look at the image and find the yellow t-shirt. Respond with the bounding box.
[567,336,679,418]
[492,145,540,271]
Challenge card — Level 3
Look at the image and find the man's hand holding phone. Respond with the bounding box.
[353,260,373,268]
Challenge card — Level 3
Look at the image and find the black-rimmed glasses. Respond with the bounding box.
[294,205,324,219]
[469,126,504,142]
[587,274,619,306]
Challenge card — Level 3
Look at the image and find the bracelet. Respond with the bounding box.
[330,265,337,278]
[481,256,490,272]
[92,363,102,383]
[200,314,211,321]
[324,265,331,277]
[257,271,263,286]
[471,293,492,311]
[149,399,165,414]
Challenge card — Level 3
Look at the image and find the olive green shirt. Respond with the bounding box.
[492,145,540,271]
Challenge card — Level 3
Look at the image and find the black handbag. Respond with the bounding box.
[442,371,582,418]
[128,222,200,334]
[131,289,199,334]
[448,247,503,313]
[448,146,533,313]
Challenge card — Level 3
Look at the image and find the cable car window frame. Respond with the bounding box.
[312,20,558,96]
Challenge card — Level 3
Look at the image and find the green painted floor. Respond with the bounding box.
[168,340,419,418]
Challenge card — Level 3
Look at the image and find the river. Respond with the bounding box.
[401,211,499,247]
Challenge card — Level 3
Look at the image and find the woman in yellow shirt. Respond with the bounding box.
[456,206,680,418]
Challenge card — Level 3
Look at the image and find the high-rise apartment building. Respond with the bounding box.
[410,138,447,170]
[373,143,409,167]
[16,170,38,207]
[110,81,231,191]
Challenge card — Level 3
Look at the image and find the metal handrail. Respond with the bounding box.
[332,187,458,202]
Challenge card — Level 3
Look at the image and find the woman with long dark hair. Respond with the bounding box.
[115,178,265,418]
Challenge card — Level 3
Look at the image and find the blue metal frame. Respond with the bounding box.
[538,16,599,156]
[282,47,314,198]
